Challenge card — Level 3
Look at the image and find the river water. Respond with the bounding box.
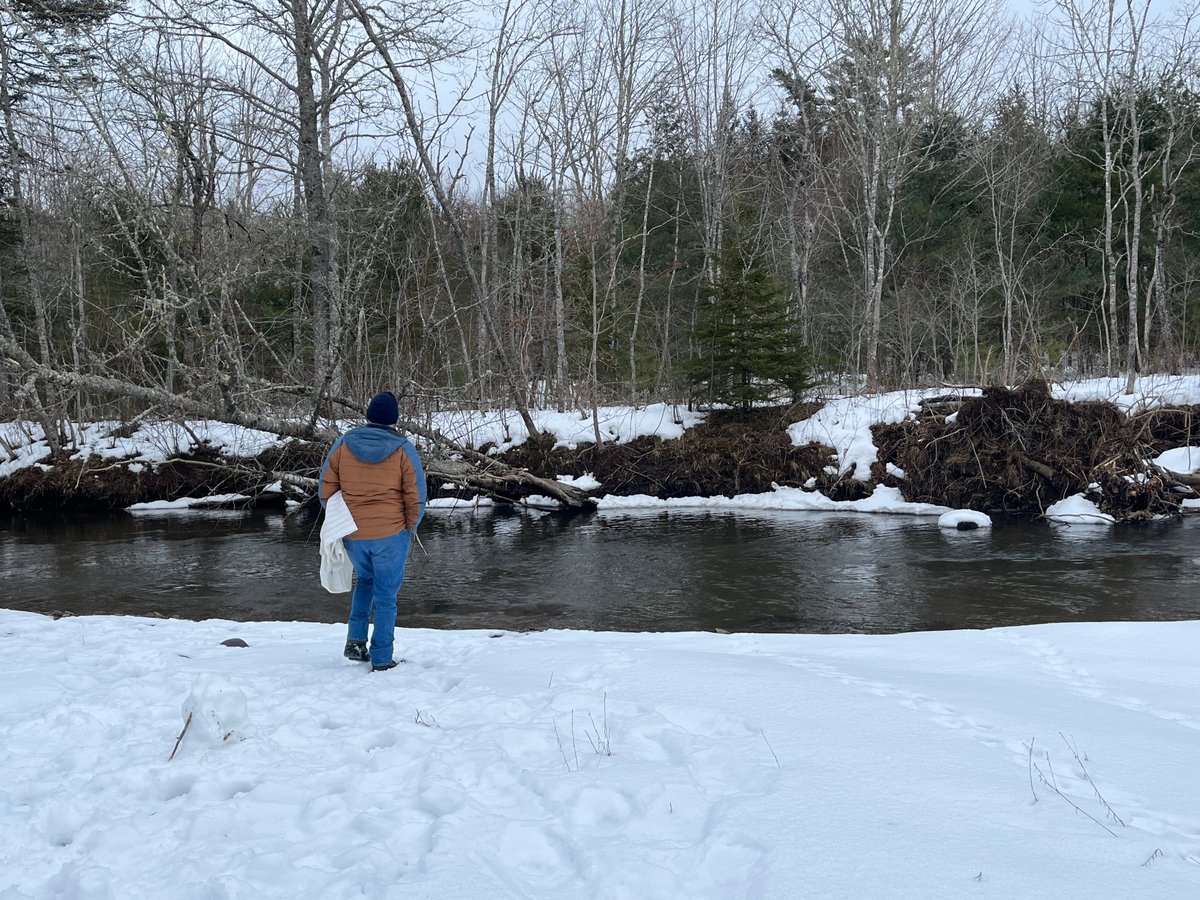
[1,508,1198,633]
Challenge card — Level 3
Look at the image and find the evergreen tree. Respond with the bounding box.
[685,239,810,410]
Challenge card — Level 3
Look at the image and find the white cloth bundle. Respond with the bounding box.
[319,492,358,593]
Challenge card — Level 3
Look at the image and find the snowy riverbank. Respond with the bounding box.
[3,609,1199,898]
[2,376,1200,518]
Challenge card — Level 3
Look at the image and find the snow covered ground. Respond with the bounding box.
[4,378,1200,895]
[3,610,1199,898]
[428,403,706,453]
[0,420,289,480]
[0,404,705,479]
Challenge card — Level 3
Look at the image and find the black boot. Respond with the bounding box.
[343,640,370,662]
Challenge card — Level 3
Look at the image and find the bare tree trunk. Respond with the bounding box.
[1101,97,1120,376]
[290,0,339,397]
[552,171,569,411]
[70,216,87,418]
[1121,0,1149,395]
[654,194,683,396]
[291,173,306,375]
[1149,182,1176,371]
[630,149,655,401]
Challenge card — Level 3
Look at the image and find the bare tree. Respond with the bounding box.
[1049,0,1200,392]
[770,0,1003,390]
[977,81,1055,383]
[138,0,401,402]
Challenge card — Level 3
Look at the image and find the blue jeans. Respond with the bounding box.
[343,530,412,666]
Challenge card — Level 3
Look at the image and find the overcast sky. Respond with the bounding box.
[1008,0,1188,20]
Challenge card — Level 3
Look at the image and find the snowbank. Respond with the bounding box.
[0,405,702,479]
[595,483,952,517]
[4,379,1200,519]
[938,509,992,529]
[0,420,286,473]
[1045,494,1116,525]
[787,389,966,480]
[3,609,1199,898]
[1053,374,1200,410]
[127,494,252,512]
[428,403,706,453]
[1154,447,1199,474]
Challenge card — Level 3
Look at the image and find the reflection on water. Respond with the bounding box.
[1,508,1198,634]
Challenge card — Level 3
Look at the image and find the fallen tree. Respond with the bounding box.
[0,344,589,510]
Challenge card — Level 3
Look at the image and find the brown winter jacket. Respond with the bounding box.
[320,429,424,540]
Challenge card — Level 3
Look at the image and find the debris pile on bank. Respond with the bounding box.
[872,379,1199,522]
[500,405,832,500]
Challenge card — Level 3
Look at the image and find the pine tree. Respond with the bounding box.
[685,240,810,410]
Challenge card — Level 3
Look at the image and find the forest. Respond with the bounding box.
[0,0,1197,446]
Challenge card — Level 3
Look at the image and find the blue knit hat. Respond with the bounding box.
[365,391,399,425]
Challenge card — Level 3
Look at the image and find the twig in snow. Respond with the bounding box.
[760,730,781,768]
[1031,749,1119,837]
[583,694,612,758]
[167,711,193,762]
[1060,732,1125,827]
[1027,737,1038,802]
[571,710,580,769]
[553,717,572,773]
[1142,849,1164,867]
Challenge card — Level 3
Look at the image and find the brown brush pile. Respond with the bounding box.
[498,404,833,500]
[871,379,1199,521]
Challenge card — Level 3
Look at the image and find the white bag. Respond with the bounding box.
[319,492,358,594]
[320,538,354,593]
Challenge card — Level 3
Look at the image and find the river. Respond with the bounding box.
[1,508,1198,633]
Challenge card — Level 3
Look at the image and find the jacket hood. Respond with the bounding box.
[341,424,409,464]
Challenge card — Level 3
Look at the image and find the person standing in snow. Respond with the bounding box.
[319,391,426,672]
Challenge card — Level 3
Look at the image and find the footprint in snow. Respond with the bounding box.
[682,829,768,898]
[41,805,86,848]
[563,785,634,831]
[220,780,256,800]
[155,773,196,802]
[362,729,399,752]
[496,821,582,882]
[416,783,465,818]
[1002,634,1200,731]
